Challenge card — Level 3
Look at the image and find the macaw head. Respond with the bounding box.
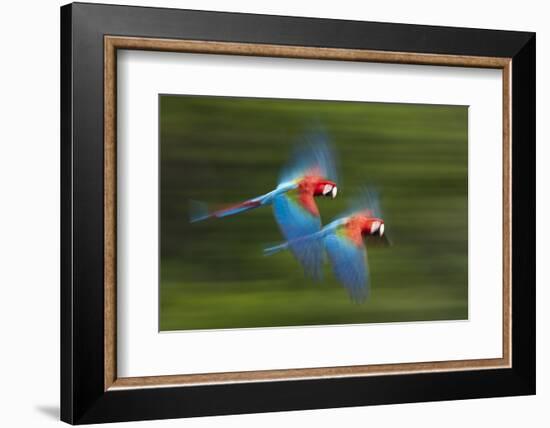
[357,213,385,237]
[315,179,338,199]
[297,175,338,199]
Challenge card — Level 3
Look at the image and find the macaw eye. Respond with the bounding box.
[379,223,385,236]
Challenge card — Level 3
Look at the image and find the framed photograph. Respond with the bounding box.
[60,2,535,424]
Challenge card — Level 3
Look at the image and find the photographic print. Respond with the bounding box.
[159,95,468,331]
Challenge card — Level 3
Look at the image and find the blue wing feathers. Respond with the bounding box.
[324,233,369,302]
[264,224,370,302]
[272,193,323,280]
[279,130,338,185]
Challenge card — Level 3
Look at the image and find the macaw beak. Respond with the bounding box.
[370,221,384,236]
[322,184,338,199]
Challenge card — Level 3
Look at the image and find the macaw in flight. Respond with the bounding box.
[190,132,338,277]
[265,190,388,302]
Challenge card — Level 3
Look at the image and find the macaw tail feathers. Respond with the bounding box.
[189,197,265,223]
[189,200,211,223]
[263,242,289,256]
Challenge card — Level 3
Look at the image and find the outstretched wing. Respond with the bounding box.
[343,187,382,218]
[272,190,323,279]
[278,130,338,185]
[324,225,369,302]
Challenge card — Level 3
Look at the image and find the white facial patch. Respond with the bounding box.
[322,184,333,195]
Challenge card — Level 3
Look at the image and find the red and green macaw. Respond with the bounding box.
[190,132,338,276]
[265,190,388,302]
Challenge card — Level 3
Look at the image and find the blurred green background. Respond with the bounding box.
[159,95,468,331]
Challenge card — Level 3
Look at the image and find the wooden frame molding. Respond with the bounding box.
[104,35,512,391]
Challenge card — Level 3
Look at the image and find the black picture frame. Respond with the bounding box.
[61,2,535,424]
